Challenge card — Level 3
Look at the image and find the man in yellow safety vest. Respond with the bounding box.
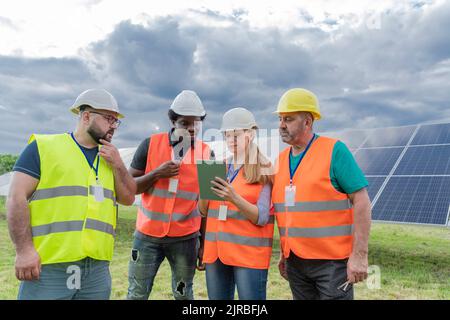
[7,89,136,300]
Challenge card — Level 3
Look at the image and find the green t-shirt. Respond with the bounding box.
[289,135,368,194]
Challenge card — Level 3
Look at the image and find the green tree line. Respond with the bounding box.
[0,154,18,175]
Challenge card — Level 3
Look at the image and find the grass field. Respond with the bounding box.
[0,196,449,300]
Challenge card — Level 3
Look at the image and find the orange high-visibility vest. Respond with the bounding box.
[136,133,211,237]
[203,167,275,269]
[272,136,354,260]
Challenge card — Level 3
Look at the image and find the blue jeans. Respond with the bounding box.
[205,259,268,300]
[127,234,198,300]
[18,258,111,300]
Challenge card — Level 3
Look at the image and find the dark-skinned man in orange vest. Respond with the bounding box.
[126,90,213,300]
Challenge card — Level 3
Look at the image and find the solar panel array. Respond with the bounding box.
[324,122,450,226]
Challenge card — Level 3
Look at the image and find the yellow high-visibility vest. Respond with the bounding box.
[28,133,117,264]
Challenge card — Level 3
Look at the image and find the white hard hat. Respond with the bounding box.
[221,107,258,132]
[70,89,124,118]
[169,90,206,117]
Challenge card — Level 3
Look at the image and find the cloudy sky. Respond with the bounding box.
[1,0,449,154]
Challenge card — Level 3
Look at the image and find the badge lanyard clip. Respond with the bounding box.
[288,133,316,183]
[71,132,103,202]
[286,134,315,207]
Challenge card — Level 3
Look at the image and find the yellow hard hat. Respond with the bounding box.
[274,88,321,120]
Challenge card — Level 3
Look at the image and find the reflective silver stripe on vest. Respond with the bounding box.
[208,208,245,221]
[30,186,88,202]
[88,186,116,203]
[173,208,201,221]
[273,199,352,213]
[146,187,198,201]
[208,208,275,224]
[278,225,353,238]
[30,186,116,203]
[205,231,273,247]
[32,219,115,237]
[32,220,84,237]
[139,206,200,223]
[85,218,115,237]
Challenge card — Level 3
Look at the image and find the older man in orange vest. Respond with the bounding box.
[273,88,372,300]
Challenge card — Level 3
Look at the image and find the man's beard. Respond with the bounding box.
[279,121,307,144]
[87,124,114,145]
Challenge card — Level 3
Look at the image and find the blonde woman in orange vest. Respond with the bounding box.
[127,90,214,300]
[273,88,372,300]
[198,107,274,300]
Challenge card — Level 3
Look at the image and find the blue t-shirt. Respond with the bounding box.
[13,137,99,180]
[289,136,368,194]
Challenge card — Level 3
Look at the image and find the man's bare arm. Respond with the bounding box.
[6,171,41,281]
[347,187,372,283]
[129,161,180,195]
[98,139,137,205]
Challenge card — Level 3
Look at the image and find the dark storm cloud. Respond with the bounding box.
[1,1,450,154]
[89,18,197,99]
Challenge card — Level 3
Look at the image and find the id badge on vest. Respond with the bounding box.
[169,148,180,194]
[168,178,178,193]
[92,179,104,202]
[218,205,228,221]
[285,185,296,207]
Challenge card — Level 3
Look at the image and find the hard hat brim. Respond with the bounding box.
[70,106,124,119]
[273,109,321,120]
[220,125,258,132]
[172,110,206,117]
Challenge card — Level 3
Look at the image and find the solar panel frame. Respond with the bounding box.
[354,147,404,176]
[320,122,450,227]
[365,176,387,201]
[372,176,450,226]
[411,123,450,145]
[324,130,371,149]
[361,125,416,148]
[394,145,450,175]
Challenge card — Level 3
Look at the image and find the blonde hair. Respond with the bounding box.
[241,129,274,185]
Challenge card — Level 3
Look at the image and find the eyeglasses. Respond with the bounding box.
[89,111,121,127]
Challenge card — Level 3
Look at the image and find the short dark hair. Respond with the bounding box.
[78,104,92,113]
[168,109,206,122]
